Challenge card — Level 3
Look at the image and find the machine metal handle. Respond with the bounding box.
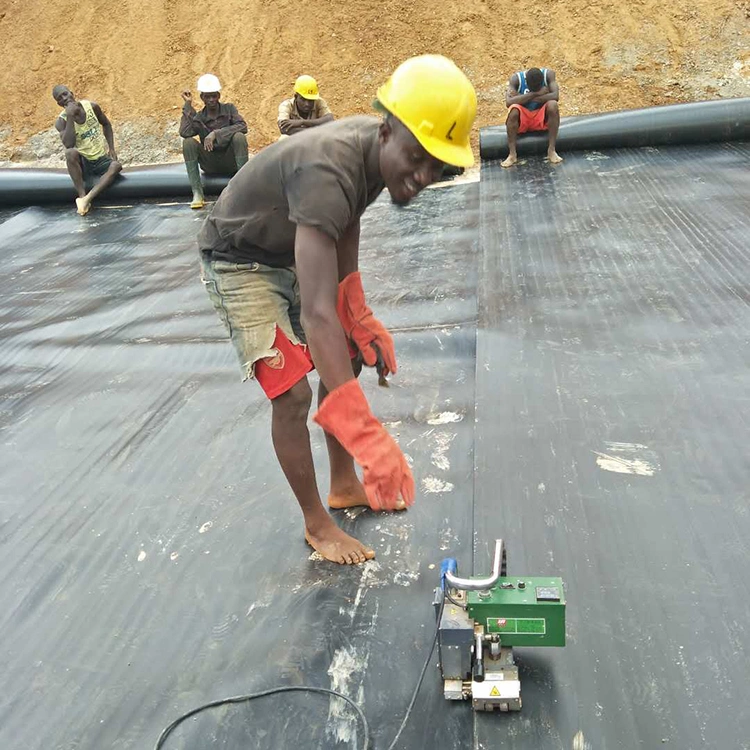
[473,632,485,682]
[444,539,504,591]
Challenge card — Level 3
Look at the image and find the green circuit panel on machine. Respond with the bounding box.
[466,577,566,647]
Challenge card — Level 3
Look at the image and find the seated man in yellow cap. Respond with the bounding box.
[52,84,123,216]
[198,56,476,565]
[277,75,334,137]
[180,74,249,209]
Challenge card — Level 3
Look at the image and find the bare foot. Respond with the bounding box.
[305,518,375,565]
[501,154,518,168]
[328,480,406,512]
[547,151,563,164]
[75,197,91,216]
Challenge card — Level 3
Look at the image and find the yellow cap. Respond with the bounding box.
[294,75,320,100]
[376,55,477,167]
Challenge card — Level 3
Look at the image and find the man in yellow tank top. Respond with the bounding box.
[52,85,122,215]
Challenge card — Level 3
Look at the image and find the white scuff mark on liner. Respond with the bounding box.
[327,646,370,744]
[343,507,367,520]
[427,411,464,425]
[431,431,456,471]
[593,442,659,477]
[422,477,455,493]
[351,560,384,617]
[439,526,458,551]
[393,569,420,586]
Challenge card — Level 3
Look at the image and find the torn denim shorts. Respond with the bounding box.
[199,252,306,381]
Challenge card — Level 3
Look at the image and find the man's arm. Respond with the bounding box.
[56,101,79,149]
[278,100,304,135]
[212,104,249,148]
[179,91,200,138]
[505,73,539,107]
[305,113,334,128]
[92,102,117,159]
[336,219,359,280]
[295,225,355,391]
[55,115,74,149]
[529,71,559,103]
[279,120,308,135]
[277,100,291,135]
[285,115,335,133]
[301,221,414,510]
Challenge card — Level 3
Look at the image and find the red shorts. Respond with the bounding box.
[255,327,314,400]
[255,327,359,400]
[509,103,548,134]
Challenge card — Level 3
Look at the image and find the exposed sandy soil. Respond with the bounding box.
[0,0,748,163]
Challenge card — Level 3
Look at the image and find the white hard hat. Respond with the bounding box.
[197,74,221,93]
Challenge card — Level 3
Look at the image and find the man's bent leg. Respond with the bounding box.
[545,101,563,164]
[502,108,521,168]
[65,148,87,201]
[182,137,205,208]
[78,159,123,215]
[318,371,406,513]
[201,145,239,176]
[319,376,364,509]
[272,378,375,564]
[230,132,249,171]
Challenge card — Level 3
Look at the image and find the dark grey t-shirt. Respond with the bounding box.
[198,116,384,266]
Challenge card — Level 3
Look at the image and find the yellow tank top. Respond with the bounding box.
[59,100,108,161]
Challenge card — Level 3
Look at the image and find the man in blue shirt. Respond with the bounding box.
[502,67,562,168]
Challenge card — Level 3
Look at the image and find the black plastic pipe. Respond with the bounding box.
[0,164,230,207]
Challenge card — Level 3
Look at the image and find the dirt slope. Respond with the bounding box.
[0,0,747,161]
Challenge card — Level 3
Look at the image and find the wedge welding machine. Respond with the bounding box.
[435,539,565,711]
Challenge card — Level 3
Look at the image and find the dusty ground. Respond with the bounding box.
[0,0,748,166]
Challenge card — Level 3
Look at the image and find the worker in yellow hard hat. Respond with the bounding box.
[277,75,334,137]
[198,55,476,565]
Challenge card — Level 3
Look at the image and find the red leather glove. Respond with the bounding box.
[314,379,415,511]
[337,272,397,376]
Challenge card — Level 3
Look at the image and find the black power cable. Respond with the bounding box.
[154,597,446,750]
[154,686,368,750]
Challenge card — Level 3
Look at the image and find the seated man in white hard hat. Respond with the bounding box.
[52,84,123,216]
[277,75,334,137]
[180,74,249,209]
[198,56,476,565]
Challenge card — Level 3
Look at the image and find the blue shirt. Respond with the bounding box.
[515,69,548,111]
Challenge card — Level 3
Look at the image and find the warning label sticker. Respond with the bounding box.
[490,686,500,697]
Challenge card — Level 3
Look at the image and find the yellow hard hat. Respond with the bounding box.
[376,55,477,167]
[294,75,320,100]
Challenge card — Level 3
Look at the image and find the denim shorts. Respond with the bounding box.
[82,154,113,185]
[199,251,311,390]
